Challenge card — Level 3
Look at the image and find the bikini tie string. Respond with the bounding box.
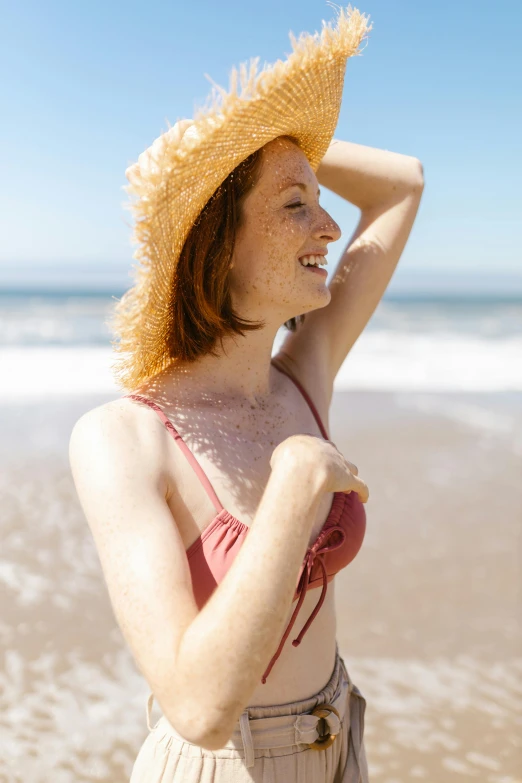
[261,525,346,683]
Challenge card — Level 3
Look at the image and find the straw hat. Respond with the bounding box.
[109,3,372,391]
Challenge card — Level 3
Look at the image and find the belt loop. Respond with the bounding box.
[239,709,255,768]
[146,692,155,732]
[347,682,369,783]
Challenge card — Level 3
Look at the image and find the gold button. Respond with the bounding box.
[307,703,341,750]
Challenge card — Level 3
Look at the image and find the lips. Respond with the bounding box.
[298,249,328,260]
[299,262,328,276]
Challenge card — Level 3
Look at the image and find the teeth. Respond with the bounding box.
[299,255,327,267]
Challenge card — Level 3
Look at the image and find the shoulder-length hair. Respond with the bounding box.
[167,135,305,362]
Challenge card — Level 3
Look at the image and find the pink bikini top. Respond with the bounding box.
[123,359,366,683]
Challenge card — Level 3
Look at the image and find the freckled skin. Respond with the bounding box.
[136,137,345,549]
[131,138,343,705]
[229,146,336,326]
[145,137,341,409]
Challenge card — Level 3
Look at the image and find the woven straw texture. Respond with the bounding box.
[109,3,372,391]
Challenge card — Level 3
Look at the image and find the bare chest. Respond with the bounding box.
[161,399,334,552]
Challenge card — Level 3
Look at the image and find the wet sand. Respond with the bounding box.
[0,390,520,782]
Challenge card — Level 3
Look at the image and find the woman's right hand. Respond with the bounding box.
[270,434,369,503]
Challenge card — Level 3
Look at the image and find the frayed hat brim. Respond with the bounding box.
[109,3,372,391]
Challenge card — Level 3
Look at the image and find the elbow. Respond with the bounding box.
[412,158,425,187]
[168,718,232,751]
[165,706,234,751]
[196,726,234,752]
[160,662,239,750]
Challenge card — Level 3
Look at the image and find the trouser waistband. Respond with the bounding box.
[145,650,368,782]
[230,657,368,782]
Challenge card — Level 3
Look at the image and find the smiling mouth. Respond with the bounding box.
[298,254,327,268]
[297,254,328,276]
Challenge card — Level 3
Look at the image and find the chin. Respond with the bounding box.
[303,285,331,309]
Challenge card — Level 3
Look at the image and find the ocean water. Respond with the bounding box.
[0,286,521,398]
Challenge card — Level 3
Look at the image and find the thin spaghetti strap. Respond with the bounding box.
[123,394,224,514]
[270,358,329,439]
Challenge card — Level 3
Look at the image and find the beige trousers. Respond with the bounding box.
[129,644,369,782]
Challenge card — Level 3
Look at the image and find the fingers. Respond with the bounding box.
[346,472,369,503]
[327,441,358,476]
[345,460,358,476]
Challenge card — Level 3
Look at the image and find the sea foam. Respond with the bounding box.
[1,329,521,401]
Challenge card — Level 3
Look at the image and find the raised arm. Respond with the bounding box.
[275,139,424,407]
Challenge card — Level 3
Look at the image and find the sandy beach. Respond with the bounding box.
[1,389,521,782]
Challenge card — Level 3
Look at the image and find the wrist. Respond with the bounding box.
[270,444,328,499]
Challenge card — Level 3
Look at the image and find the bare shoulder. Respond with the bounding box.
[68,396,171,514]
[70,394,156,438]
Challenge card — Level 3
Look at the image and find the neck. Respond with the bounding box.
[162,323,285,407]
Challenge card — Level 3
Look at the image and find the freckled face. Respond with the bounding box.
[228,137,341,323]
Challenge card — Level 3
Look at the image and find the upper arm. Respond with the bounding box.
[68,402,198,731]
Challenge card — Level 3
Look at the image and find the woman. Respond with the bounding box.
[69,6,424,781]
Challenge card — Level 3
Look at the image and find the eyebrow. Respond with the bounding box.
[279,181,321,198]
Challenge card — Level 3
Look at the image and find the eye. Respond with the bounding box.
[286,202,304,209]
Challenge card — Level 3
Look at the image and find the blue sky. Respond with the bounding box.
[1,0,520,281]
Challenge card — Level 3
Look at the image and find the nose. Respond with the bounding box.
[313,206,341,244]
